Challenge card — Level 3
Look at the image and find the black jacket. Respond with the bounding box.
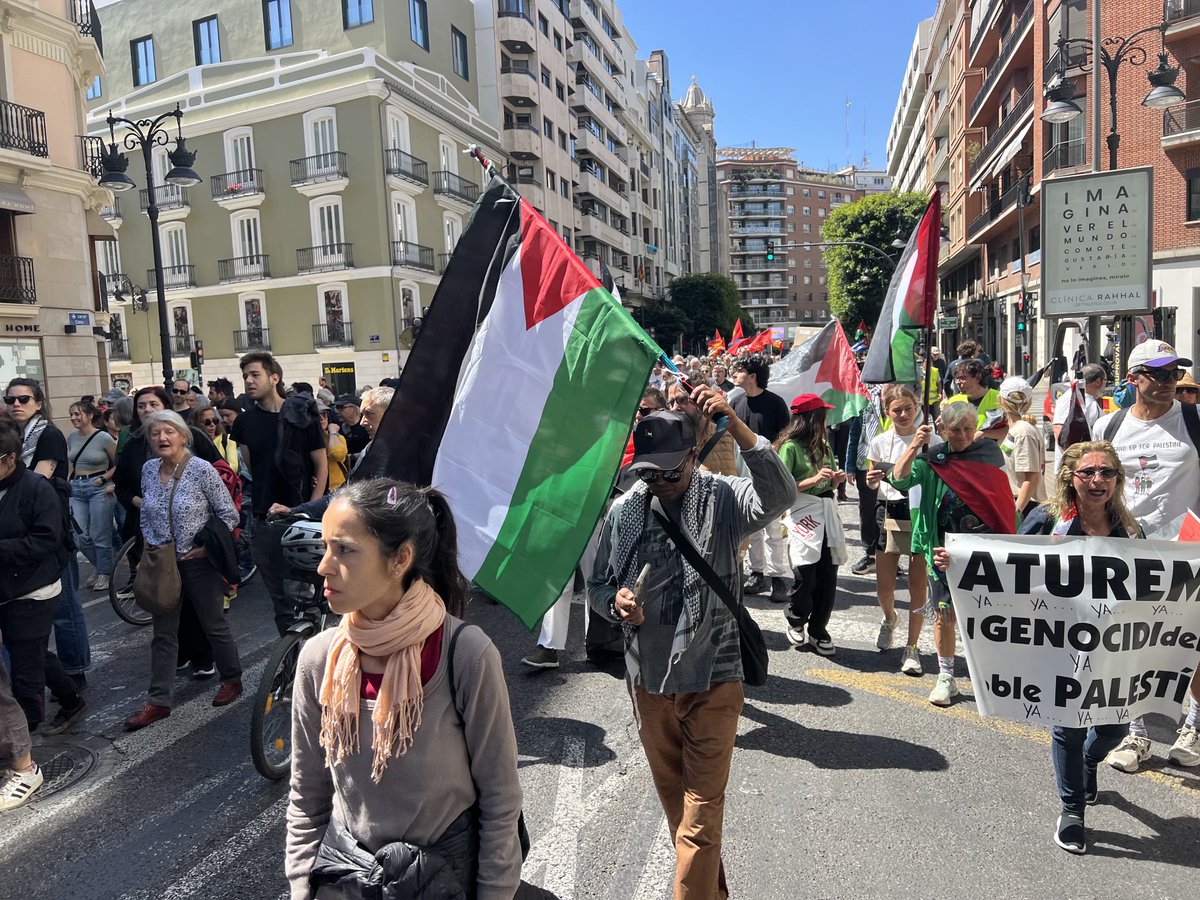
[195,514,238,585]
[0,463,68,603]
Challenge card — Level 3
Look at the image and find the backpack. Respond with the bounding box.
[1098,402,1200,459]
[212,459,242,542]
[1057,382,1092,450]
[274,393,319,508]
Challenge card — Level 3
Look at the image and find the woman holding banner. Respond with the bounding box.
[889,401,1016,707]
[1012,440,1139,855]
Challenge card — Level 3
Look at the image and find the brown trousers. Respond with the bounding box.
[635,680,744,900]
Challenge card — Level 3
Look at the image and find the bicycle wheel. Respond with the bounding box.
[250,629,307,781]
[109,537,151,626]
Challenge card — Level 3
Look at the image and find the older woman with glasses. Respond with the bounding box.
[124,411,241,731]
[1015,440,1141,855]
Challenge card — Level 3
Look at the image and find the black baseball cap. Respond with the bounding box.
[628,411,696,473]
[333,394,358,407]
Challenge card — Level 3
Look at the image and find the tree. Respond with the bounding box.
[640,297,690,355]
[666,273,746,351]
[822,191,929,335]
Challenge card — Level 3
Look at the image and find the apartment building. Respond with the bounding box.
[887,18,935,194]
[679,76,728,278]
[889,0,1200,377]
[89,0,504,394]
[718,149,863,331]
[0,0,110,412]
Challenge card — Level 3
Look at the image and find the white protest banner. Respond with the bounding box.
[946,533,1200,728]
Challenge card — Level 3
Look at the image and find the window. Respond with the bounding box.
[443,214,461,251]
[818,208,826,218]
[803,275,812,285]
[553,31,562,52]
[321,287,348,342]
[545,169,556,190]
[802,223,811,234]
[232,212,263,259]
[410,0,428,49]
[802,206,810,216]
[387,111,411,152]
[1187,169,1200,221]
[86,77,102,101]
[312,198,344,250]
[264,0,293,50]
[543,117,554,138]
[224,127,255,174]
[344,0,374,28]
[556,80,565,101]
[541,67,551,88]
[193,16,221,65]
[240,294,267,336]
[131,36,156,86]
[802,188,811,197]
[560,180,569,198]
[451,27,469,80]
[818,190,825,199]
[392,194,417,244]
[538,14,549,35]
[100,240,120,276]
[304,109,338,158]
[162,224,188,268]
[439,137,458,175]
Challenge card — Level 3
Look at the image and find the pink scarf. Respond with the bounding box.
[318,579,446,782]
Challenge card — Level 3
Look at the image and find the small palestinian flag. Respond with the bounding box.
[708,329,725,356]
[768,319,869,426]
[862,188,941,384]
[362,176,660,628]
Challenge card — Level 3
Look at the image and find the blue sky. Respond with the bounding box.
[620,0,936,171]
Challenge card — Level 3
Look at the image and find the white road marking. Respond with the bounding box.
[631,815,674,900]
[533,736,585,896]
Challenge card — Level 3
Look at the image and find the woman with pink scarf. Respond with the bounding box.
[285,479,524,899]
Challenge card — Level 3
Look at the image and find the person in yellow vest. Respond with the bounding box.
[947,358,1008,442]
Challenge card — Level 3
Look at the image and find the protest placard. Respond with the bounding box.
[946,533,1200,728]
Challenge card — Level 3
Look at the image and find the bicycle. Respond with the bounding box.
[249,516,334,781]
[108,536,151,626]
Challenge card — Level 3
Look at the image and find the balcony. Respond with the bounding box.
[503,123,542,160]
[730,258,789,272]
[147,264,196,291]
[139,184,188,214]
[290,152,348,197]
[234,328,270,353]
[383,148,429,186]
[99,199,121,222]
[0,255,36,303]
[0,100,48,158]
[729,186,785,198]
[500,64,538,108]
[969,84,1033,181]
[78,135,105,177]
[101,272,129,295]
[433,170,479,206]
[497,0,535,52]
[733,205,787,219]
[1166,0,1200,40]
[437,252,453,275]
[211,168,265,210]
[967,177,1028,240]
[218,254,270,283]
[170,332,195,356]
[297,244,354,274]
[969,3,1033,125]
[1163,100,1200,149]
[313,322,353,348]
[968,0,1002,64]
[392,240,435,272]
[1043,43,1088,82]
[110,337,130,360]
[732,224,785,236]
[1043,138,1087,177]
[70,1,101,46]
[738,278,787,290]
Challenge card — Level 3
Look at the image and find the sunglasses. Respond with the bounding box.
[3,395,34,405]
[637,456,692,484]
[1134,367,1183,383]
[637,406,662,417]
[669,394,694,409]
[172,388,190,395]
[1177,387,1199,396]
[1073,467,1119,481]
[200,418,217,427]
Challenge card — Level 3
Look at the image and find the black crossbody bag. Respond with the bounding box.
[649,498,769,687]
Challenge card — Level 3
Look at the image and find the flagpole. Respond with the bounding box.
[921,324,934,426]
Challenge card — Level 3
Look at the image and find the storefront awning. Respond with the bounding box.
[0,183,35,215]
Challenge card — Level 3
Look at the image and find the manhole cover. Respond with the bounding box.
[30,736,105,801]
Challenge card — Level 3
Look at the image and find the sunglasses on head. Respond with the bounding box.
[1134,367,1183,383]
[3,395,34,405]
[1073,466,1119,481]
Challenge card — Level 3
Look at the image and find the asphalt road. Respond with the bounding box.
[3,497,1198,899]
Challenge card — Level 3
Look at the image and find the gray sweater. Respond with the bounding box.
[588,435,796,693]
[285,617,524,900]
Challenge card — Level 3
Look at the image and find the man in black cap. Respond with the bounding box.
[333,394,370,458]
[589,386,795,899]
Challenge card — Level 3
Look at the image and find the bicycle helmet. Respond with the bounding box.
[280,518,325,571]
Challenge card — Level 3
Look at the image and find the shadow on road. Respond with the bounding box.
[736,702,950,771]
[515,716,616,769]
[745,673,852,708]
[1087,791,1200,865]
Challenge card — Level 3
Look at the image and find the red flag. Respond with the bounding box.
[747,328,774,352]
[1179,510,1200,542]
[708,329,726,357]
[731,320,744,343]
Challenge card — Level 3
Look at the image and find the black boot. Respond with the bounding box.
[769,577,791,604]
[743,571,769,595]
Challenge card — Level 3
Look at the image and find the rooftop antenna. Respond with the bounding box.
[862,114,870,168]
[844,97,851,167]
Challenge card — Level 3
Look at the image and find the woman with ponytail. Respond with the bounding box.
[286,479,523,900]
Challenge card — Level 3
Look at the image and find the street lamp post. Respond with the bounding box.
[94,103,202,390]
[1042,18,1184,171]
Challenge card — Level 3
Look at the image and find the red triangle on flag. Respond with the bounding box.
[518,200,599,330]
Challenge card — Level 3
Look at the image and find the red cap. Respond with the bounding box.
[790,393,834,414]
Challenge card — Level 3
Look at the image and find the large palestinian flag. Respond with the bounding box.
[769,319,869,426]
[360,176,661,628]
[862,188,941,384]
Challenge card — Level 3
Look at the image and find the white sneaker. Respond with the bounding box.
[92,575,109,592]
[1105,735,1151,773]
[0,764,43,811]
[928,673,959,707]
[900,645,922,676]
[1168,725,1200,767]
[875,615,898,651]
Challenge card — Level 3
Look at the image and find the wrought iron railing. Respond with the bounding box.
[433,171,479,204]
[211,168,265,199]
[139,184,188,212]
[1163,99,1200,137]
[218,255,270,282]
[967,176,1029,239]
[383,148,429,184]
[970,3,1033,122]
[170,331,195,355]
[1166,0,1200,22]
[110,337,130,359]
[0,100,49,158]
[437,252,453,275]
[290,151,348,184]
[0,255,36,303]
[313,322,353,348]
[391,240,435,271]
[100,199,120,220]
[234,328,270,352]
[147,265,196,290]
[78,135,105,177]
[1043,138,1087,176]
[297,244,354,273]
[969,84,1033,179]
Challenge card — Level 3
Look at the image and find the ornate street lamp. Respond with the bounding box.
[96,103,201,389]
[1040,20,1184,170]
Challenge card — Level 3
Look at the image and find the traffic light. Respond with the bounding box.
[189,339,205,370]
[766,240,776,262]
[1016,320,1025,332]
